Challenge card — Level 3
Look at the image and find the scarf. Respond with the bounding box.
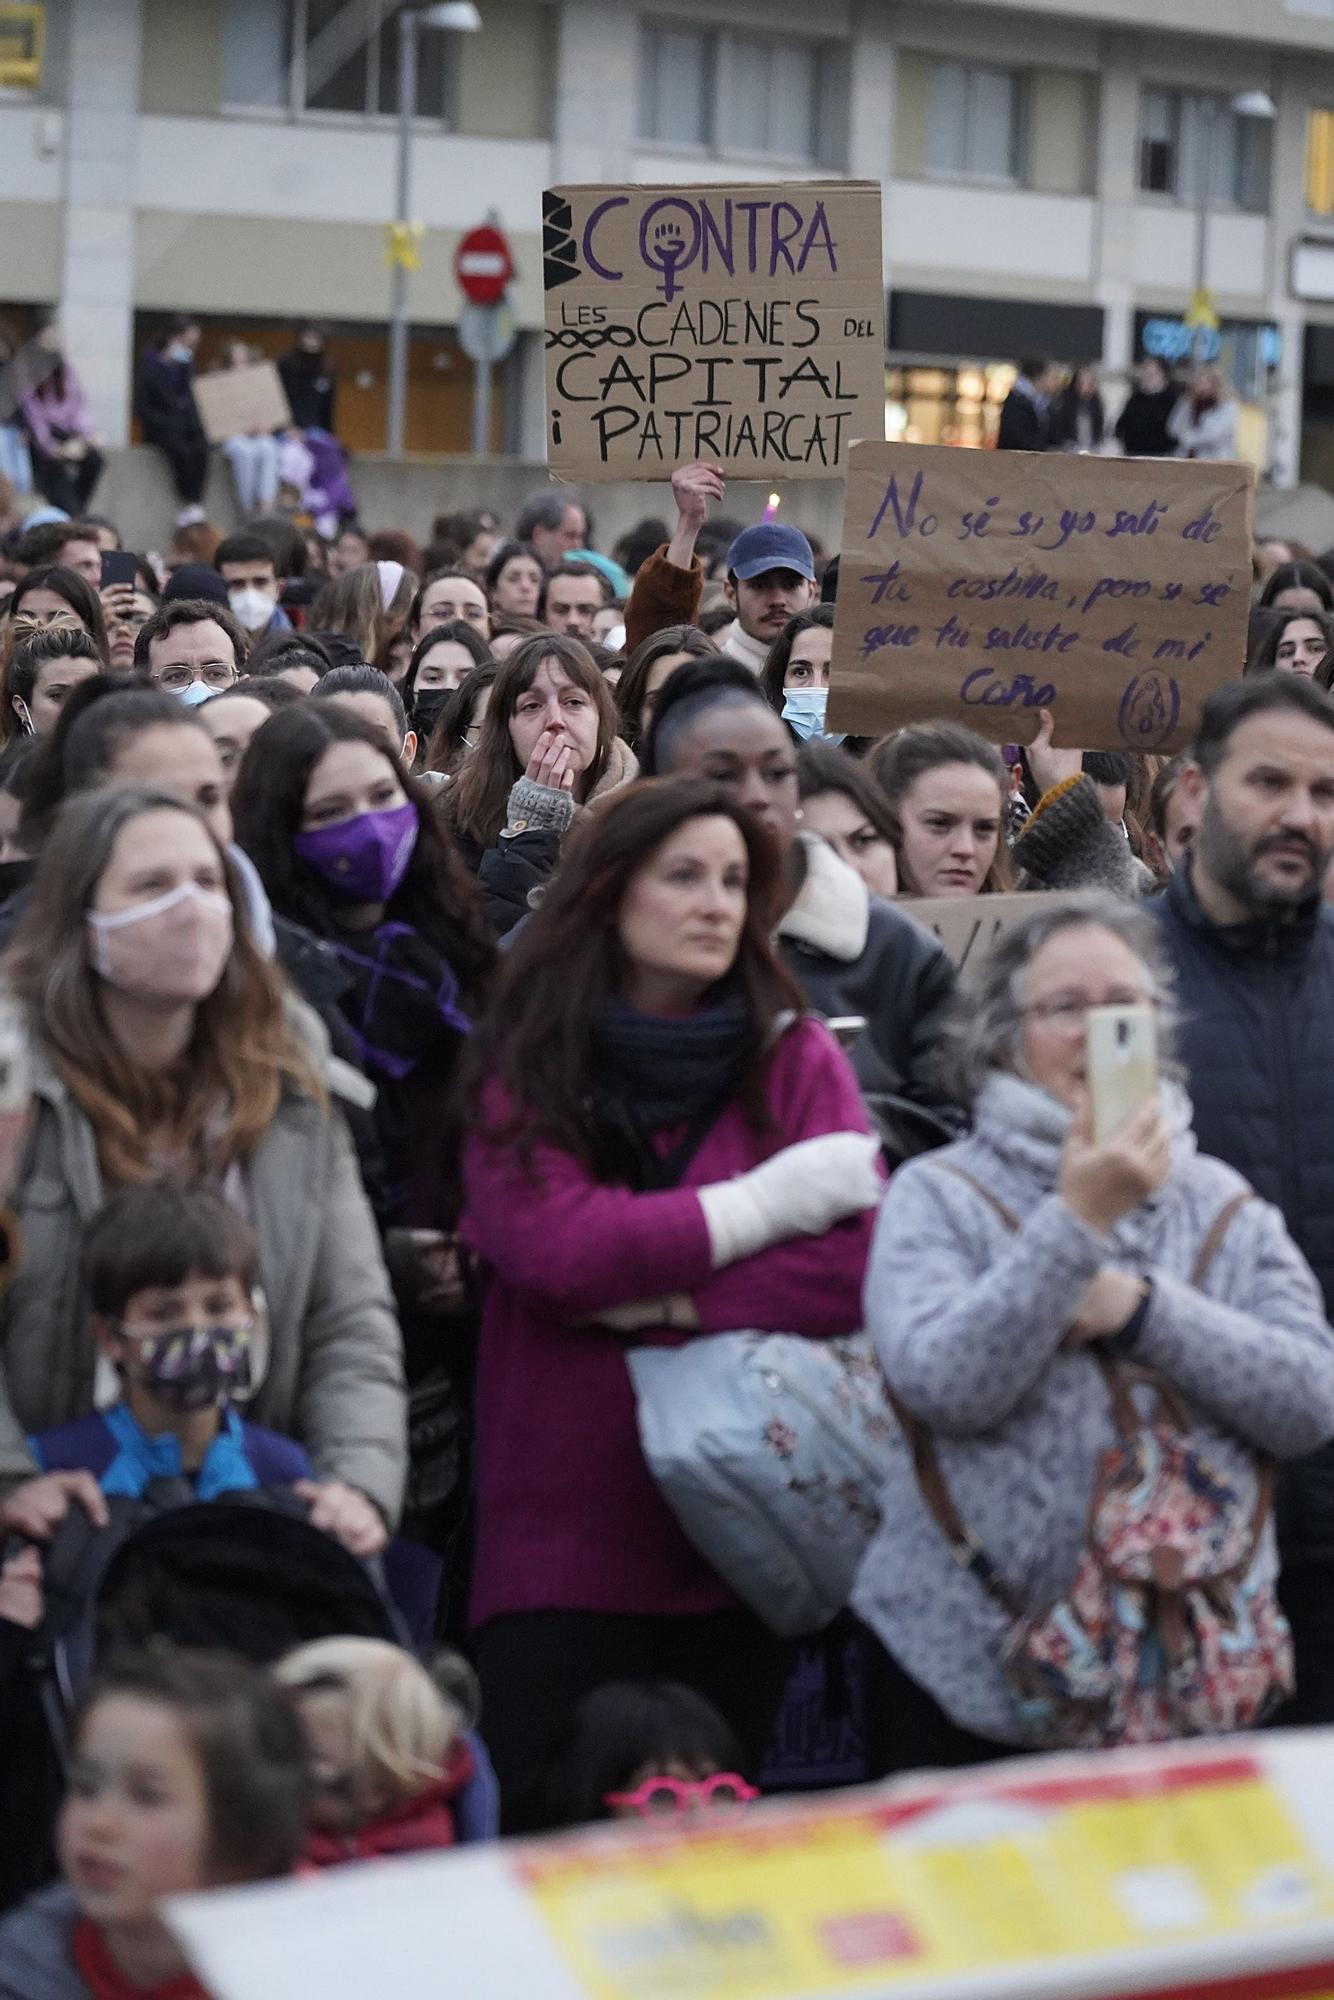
[590,987,751,1140]
[302,1743,474,1869]
[99,1403,258,1504]
[72,1924,208,2000]
[329,921,471,1083]
[972,1070,1197,1265]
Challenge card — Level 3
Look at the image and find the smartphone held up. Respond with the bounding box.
[1086,1004,1157,1146]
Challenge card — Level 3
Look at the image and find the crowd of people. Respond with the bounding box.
[997,352,1240,462]
[0,406,1332,1997]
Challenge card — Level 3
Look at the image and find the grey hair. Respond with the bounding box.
[516,487,584,540]
[937,892,1180,1107]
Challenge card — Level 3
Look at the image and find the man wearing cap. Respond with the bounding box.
[623,459,815,667]
[718,521,817,670]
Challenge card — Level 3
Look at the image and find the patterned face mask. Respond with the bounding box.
[114,1316,260,1412]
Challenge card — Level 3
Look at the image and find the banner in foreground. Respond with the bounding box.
[170,1731,1334,2000]
[542,181,885,480]
[827,442,1254,753]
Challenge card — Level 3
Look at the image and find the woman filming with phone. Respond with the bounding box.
[854,896,1334,1775]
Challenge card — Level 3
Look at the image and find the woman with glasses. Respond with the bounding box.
[854,896,1334,1774]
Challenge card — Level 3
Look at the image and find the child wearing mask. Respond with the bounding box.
[0,1648,309,2000]
[273,1637,476,1864]
[19,1181,310,1508]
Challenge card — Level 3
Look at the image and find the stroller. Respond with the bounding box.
[0,1490,497,1911]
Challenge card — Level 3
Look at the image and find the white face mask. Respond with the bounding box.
[228,586,276,633]
[87,880,234,1003]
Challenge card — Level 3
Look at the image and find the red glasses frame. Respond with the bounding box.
[603,1772,759,1818]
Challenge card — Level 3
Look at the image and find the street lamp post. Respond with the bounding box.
[386,1,482,461]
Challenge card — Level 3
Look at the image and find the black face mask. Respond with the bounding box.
[413,688,454,737]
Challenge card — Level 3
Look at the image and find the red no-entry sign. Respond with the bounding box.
[454,224,513,306]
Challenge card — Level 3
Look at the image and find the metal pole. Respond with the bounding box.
[472,353,493,456]
[1193,101,1216,364]
[386,8,416,460]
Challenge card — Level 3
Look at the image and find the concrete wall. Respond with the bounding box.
[93,445,850,564]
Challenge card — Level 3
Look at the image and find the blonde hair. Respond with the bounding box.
[274,1638,459,1808]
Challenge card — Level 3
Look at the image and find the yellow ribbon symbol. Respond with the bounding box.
[1184,286,1219,332]
[384,222,424,272]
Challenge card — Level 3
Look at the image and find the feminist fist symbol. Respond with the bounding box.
[640,199,700,303]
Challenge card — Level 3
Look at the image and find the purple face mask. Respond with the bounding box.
[294,800,419,904]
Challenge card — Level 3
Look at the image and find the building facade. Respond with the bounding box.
[4,0,1334,483]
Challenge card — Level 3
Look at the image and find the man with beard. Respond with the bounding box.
[1156,673,1334,1722]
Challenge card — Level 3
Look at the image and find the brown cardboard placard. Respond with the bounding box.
[900,891,1066,980]
[541,181,885,480]
[827,442,1254,754]
[192,361,292,445]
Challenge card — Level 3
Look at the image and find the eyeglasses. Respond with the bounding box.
[155,663,237,693]
[603,1773,758,1819]
[1021,992,1158,1030]
[462,727,482,748]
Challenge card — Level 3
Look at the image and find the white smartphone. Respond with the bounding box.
[0,998,30,1117]
[825,1015,868,1050]
[1086,1004,1157,1145]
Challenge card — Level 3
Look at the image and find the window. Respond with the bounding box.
[926,63,1025,183]
[639,23,711,147]
[1307,108,1334,216]
[1140,89,1177,194]
[222,0,457,120]
[638,22,844,166]
[1137,89,1272,212]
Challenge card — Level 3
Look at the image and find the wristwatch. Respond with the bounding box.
[1113,1276,1154,1353]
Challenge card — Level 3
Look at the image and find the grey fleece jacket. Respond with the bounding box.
[853,1071,1334,1745]
[0,1885,85,2000]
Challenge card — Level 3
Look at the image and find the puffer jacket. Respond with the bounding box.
[853,1070,1334,1745]
[1154,861,1334,1563]
[777,833,957,1124]
[0,1010,407,1525]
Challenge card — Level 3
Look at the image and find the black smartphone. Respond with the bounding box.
[100,549,138,589]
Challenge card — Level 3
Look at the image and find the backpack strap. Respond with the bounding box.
[1190,1190,1254,1289]
[894,1176,1259,1613]
[885,1381,1025,1620]
[932,1162,1023,1234]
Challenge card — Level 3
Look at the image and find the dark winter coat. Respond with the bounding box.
[1154,861,1334,1563]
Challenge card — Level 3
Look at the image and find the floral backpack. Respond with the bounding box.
[893,1170,1293,1749]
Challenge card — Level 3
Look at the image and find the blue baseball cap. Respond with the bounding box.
[725,523,815,584]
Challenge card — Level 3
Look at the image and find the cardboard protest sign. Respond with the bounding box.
[901,891,1063,978]
[192,361,291,444]
[828,443,1254,754]
[542,181,884,480]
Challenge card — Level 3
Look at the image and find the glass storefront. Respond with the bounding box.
[884,361,1018,449]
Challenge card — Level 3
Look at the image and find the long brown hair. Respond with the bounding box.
[464,777,805,1166]
[311,562,413,662]
[868,723,1014,894]
[444,633,619,848]
[4,785,325,1184]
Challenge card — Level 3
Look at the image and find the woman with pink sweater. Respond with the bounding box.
[461,777,882,1830]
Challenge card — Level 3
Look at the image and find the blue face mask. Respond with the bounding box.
[781,687,845,747]
[176,680,216,708]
